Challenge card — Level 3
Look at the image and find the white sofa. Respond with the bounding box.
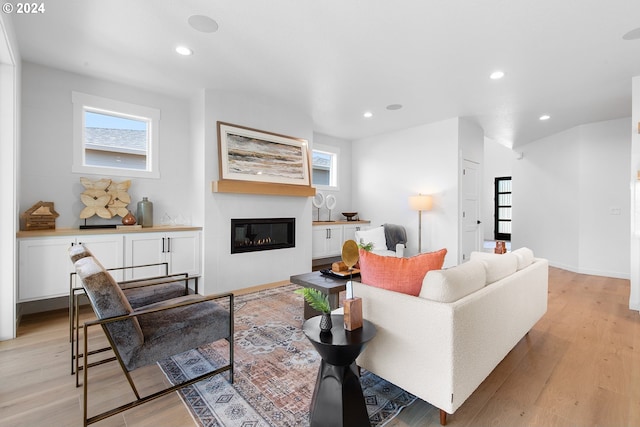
[351,248,548,425]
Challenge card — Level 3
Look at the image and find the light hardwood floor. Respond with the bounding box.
[1,269,638,427]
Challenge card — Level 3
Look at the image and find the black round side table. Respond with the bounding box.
[302,314,377,427]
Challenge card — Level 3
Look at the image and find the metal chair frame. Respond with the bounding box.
[69,262,198,377]
[81,291,234,426]
[73,275,202,387]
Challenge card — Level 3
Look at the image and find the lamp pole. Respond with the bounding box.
[409,194,433,254]
[417,209,423,253]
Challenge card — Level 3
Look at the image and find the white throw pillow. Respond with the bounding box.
[419,260,486,303]
[354,226,387,251]
[512,247,535,270]
[469,251,518,285]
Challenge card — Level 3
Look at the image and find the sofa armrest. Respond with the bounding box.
[352,281,456,411]
[395,243,405,258]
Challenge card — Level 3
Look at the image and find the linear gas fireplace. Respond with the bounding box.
[231,218,295,254]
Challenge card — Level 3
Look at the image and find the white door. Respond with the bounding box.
[343,224,363,244]
[19,237,73,301]
[311,226,328,259]
[325,226,344,257]
[461,159,481,262]
[165,231,201,276]
[79,235,125,280]
[125,232,165,279]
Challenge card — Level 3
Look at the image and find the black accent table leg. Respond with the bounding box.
[309,361,370,427]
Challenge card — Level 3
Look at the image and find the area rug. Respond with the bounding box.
[159,284,417,426]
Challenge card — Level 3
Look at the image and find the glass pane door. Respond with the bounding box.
[494,177,512,241]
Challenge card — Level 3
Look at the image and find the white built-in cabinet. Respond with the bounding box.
[125,231,201,279]
[311,221,369,260]
[343,223,366,243]
[17,227,201,302]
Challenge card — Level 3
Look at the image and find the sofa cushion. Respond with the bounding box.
[469,251,518,284]
[355,226,388,251]
[512,247,535,270]
[131,296,231,371]
[358,248,447,296]
[419,260,487,302]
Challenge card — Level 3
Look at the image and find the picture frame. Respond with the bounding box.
[217,122,311,187]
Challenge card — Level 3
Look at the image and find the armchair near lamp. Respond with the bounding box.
[354,223,407,257]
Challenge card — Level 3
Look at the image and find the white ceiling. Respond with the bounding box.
[9,0,640,147]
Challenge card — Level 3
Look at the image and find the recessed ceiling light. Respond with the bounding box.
[539,115,551,121]
[386,104,403,111]
[175,46,193,56]
[188,15,219,33]
[363,111,373,118]
[623,27,640,40]
[490,70,505,80]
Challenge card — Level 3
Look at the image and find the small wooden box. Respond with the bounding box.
[343,297,363,331]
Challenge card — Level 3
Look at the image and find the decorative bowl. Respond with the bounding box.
[342,212,358,221]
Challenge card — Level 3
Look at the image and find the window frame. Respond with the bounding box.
[311,144,339,191]
[72,91,160,178]
[494,176,512,241]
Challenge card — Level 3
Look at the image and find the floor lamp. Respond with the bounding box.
[409,194,433,253]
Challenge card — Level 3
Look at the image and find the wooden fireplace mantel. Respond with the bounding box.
[211,180,316,197]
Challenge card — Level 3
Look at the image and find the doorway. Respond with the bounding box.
[494,176,512,241]
[461,159,481,262]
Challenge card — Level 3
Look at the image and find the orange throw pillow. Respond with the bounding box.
[358,248,447,296]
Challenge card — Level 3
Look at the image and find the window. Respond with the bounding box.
[494,176,512,240]
[312,145,338,189]
[72,92,160,178]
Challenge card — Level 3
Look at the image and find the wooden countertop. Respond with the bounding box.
[312,220,370,225]
[17,225,202,238]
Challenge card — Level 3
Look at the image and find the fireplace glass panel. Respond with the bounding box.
[231,218,295,254]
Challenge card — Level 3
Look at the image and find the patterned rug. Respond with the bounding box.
[159,284,417,426]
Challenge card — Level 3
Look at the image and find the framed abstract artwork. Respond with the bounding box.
[217,122,311,187]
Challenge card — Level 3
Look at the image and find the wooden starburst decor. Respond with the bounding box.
[79,177,132,220]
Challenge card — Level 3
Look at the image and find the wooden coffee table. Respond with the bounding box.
[290,271,352,319]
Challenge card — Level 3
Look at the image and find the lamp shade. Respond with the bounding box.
[409,194,433,211]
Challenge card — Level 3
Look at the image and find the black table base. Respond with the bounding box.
[303,315,377,427]
[309,361,370,427]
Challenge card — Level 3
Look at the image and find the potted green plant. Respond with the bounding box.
[358,241,374,252]
[295,287,333,332]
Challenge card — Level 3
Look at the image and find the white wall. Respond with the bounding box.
[513,118,630,279]
[0,14,20,340]
[483,139,514,241]
[310,132,353,221]
[20,62,196,228]
[458,118,483,164]
[17,63,316,302]
[352,118,461,266]
[578,119,630,277]
[198,90,313,294]
[630,76,640,310]
[190,90,206,228]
